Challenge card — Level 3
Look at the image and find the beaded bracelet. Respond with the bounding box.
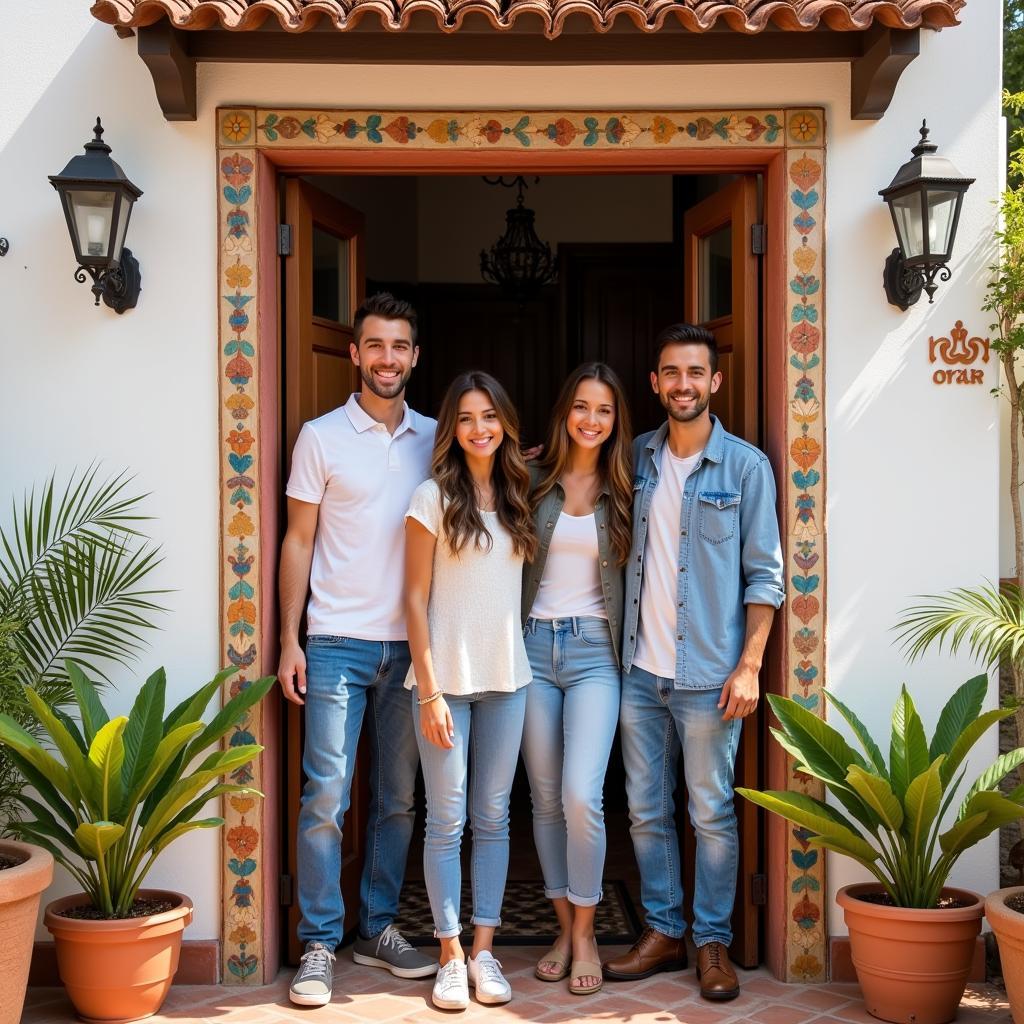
[417,690,444,706]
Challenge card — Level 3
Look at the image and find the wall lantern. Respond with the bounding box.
[879,120,974,310]
[49,118,142,313]
[479,175,558,305]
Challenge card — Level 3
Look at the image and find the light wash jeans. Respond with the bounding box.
[297,636,418,949]
[414,686,528,939]
[619,665,742,947]
[521,617,620,906]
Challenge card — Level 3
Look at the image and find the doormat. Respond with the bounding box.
[393,879,641,946]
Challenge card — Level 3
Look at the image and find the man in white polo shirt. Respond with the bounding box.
[278,294,438,1006]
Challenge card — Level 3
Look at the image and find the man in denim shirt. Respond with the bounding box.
[603,325,784,1000]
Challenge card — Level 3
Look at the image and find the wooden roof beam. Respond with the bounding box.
[851,25,920,120]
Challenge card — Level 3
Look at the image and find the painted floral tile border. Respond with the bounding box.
[215,105,827,985]
[228,108,802,150]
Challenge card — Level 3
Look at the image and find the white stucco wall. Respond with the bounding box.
[0,1,1001,946]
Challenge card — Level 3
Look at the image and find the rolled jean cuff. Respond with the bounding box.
[694,935,732,949]
[543,885,568,900]
[433,924,462,940]
[568,888,602,908]
[470,915,501,928]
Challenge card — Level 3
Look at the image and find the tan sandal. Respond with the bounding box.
[569,960,604,996]
[535,947,570,982]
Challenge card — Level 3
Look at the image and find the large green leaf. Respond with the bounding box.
[65,660,108,746]
[890,686,930,799]
[16,793,80,855]
[825,689,888,778]
[736,788,878,867]
[120,667,166,796]
[122,720,204,813]
[940,791,1024,856]
[846,766,903,831]
[4,747,78,830]
[75,820,125,860]
[929,674,989,760]
[181,675,276,763]
[23,686,93,805]
[942,708,1016,786]
[902,758,944,853]
[0,712,76,805]
[148,817,222,860]
[961,748,1024,806]
[163,668,236,733]
[155,784,261,842]
[87,717,127,820]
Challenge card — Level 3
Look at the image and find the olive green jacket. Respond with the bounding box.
[521,468,625,665]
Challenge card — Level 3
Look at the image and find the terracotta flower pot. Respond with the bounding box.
[985,886,1024,1024]
[836,883,983,1024]
[0,839,54,1024]
[44,889,193,1023]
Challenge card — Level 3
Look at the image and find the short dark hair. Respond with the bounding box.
[354,292,418,346]
[654,323,718,374]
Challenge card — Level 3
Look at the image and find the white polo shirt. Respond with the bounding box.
[286,393,436,640]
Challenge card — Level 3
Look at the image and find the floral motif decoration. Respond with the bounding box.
[219,144,263,983]
[255,110,784,149]
[784,137,826,984]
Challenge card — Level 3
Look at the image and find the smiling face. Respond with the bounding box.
[350,315,418,399]
[566,377,616,452]
[455,389,504,461]
[652,341,722,424]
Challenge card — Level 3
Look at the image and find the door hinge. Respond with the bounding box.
[751,224,767,256]
[751,873,767,906]
[278,224,293,257]
[280,873,294,906]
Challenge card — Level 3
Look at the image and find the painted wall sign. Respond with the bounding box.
[929,320,990,385]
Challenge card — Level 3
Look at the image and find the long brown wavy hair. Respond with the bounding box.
[532,362,634,566]
[432,371,537,561]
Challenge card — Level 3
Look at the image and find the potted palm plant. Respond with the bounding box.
[738,674,1023,1024]
[0,659,274,1023]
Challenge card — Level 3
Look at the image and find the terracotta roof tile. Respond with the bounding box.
[91,0,965,37]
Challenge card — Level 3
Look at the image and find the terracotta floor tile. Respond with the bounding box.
[787,989,857,1012]
[827,1002,878,1024]
[740,980,794,999]
[736,1005,819,1024]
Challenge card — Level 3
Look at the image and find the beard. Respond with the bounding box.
[359,363,412,400]
[662,389,711,423]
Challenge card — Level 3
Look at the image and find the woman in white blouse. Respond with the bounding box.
[404,371,537,1011]
[520,362,633,996]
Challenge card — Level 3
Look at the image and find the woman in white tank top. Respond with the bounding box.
[519,363,634,995]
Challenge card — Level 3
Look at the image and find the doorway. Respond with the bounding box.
[278,168,768,967]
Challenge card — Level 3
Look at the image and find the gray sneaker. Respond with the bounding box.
[352,924,438,978]
[290,942,336,1006]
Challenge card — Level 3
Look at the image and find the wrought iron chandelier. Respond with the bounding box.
[479,175,558,304]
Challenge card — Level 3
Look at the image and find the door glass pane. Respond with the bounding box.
[312,227,351,324]
[699,223,732,322]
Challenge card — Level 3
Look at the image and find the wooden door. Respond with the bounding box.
[282,178,366,964]
[683,178,759,443]
[683,176,763,968]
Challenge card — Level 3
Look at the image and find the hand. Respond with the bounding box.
[277,641,307,706]
[420,695,455,749]
[522,444,544,463]
[718,663,760,721]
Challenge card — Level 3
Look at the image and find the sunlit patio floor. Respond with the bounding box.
[21,945,1012,1024]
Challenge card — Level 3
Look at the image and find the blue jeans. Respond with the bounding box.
[414,687,528,939]
[521,617,620,906]
[619,665,742,947]
[297,636,418,948]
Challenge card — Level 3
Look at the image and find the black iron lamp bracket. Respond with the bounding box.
[882,248,950,310]
[74,247,142,314]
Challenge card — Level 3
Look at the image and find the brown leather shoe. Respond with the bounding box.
[696,942,739,1001]
[602,927,687,981]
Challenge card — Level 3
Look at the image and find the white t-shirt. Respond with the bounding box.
[285,394,436,640]
[633,447,704,679]
[404,479,532,696]
[530,512,606,620]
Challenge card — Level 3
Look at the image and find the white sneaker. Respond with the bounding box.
[468,950,512,1005]
[432,957,470,1011]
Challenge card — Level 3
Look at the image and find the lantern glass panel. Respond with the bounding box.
[926,189,959,260]
[111,194,133,265]
[69,189,116,261]
[891,191,926,260]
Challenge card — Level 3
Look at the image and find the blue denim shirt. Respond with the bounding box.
[621,415,785,689]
